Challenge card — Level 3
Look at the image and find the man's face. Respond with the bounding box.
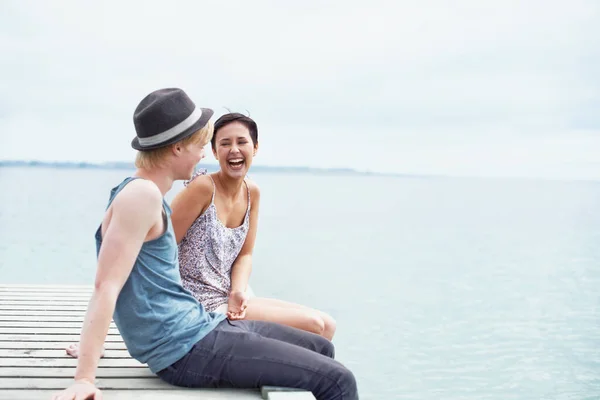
[177,140,207,180]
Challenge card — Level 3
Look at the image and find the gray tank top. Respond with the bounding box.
[178,169,251,312]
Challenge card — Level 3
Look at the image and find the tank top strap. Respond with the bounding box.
[207,174,217,204]
[106,176,141,210]
[183,168,215,204]
[243,178,251,214]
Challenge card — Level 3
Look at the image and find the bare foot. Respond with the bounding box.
[65,343,105,358]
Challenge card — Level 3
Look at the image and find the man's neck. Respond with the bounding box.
[134,168,174,196]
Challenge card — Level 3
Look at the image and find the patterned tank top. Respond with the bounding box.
[178,169,251,312]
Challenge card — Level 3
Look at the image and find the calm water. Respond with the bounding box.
[1,167,600,399]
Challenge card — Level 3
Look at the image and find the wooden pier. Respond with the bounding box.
[0,284,315,400]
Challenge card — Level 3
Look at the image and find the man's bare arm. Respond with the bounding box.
[74,180,163,382]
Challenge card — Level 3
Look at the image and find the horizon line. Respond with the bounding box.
[0,159,409,177]
[1,159,598,184]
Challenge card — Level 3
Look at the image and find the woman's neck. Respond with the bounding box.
[214,171,244,199]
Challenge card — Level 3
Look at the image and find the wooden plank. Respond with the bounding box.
[0,334,123,342]
[0,284,92,289]
[262,387,317,400]
[0,349,131,358]
[0,293,92,299]
[0,357,145,368]
[0,285,303,400]
[0,389,261,399]
[0,315,87,322]
[0,367,153,378]
[0,327,119,335]
[0,291,90,296]
[0,321,116,328]
[0,377,177,389]
[0,288,92,294]
[0,305,87,311]
[268,393,316,400]
[0,297,90,307]
[0,341,126,350]
[0,291,91,296]
[0,300,90,306]
[0,310,86,316]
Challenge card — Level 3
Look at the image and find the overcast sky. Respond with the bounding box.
[1,0,598,179]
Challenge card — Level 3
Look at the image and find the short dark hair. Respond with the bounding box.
[211,112,258,149]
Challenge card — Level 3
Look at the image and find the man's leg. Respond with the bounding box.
[157,320,358,400]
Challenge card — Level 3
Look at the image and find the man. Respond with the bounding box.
[51,88,358,400]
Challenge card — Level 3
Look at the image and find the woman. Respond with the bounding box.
[171,113,336,340]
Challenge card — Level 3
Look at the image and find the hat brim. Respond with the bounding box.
[131,107,214,151]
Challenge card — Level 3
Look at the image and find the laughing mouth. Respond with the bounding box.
[228,158,245,168]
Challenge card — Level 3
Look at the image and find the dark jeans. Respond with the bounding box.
[157,319,358,400]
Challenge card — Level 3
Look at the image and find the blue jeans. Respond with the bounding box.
[156,319,358,400]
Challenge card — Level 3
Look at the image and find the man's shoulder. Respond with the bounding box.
[112,178,163,213]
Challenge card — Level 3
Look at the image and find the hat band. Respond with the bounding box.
[138,107,203,147]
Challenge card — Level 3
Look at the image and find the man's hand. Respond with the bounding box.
[51,379,101,400]
[227,290,249,320]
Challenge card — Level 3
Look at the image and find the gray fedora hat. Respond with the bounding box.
[132,88,213,151]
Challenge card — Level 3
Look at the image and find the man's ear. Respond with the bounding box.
[172,143,182,156]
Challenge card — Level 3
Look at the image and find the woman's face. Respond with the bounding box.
[213,121,257,179]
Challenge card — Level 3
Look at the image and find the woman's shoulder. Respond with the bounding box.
[180,171,214,201]
[245,176,260,199]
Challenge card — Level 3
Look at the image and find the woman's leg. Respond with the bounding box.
[245,297,337,340]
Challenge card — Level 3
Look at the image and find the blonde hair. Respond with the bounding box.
[135,121,214,169]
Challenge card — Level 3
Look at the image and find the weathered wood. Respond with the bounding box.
[262,387,317,400]
[0,377,178,389]
[0,294,92,300]
[267,393,316,400]
[0,321,116,328]
[0,366,153,378]
[0,305,88,311]
[0,287,92,294]
[0,321,115,329]
[0,327,119,335]
[0,284,310,399]
[0,341,127,350]
[0,334,123,342]
[0,300,90,306]
[0,357,145,368]
[0,315,87,322]
[0,309,86,316]
[0,284,92,289]
[0,349,131,358]
[0,389,261,399]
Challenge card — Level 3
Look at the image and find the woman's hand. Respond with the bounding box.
[227,291,249,320]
